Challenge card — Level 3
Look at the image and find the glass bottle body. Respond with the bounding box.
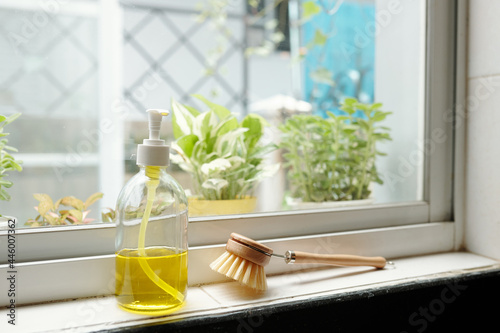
[115,166,188,314]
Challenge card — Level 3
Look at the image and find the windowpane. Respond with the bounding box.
[0,0,426,227]
[0,2,102,225]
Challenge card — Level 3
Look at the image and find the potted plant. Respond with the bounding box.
[170,95,279,216]
[25,192,112,227]
[279,98,391,209]
[0,113,23,229]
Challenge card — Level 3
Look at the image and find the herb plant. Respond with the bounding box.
[170,95,279,200]
[25,192,108,227]
[279,98,392,202]
[0,113,22,204]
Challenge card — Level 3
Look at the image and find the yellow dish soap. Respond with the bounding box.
[115,109,188,314]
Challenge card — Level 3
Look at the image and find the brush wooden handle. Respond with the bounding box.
[286,251,387,269]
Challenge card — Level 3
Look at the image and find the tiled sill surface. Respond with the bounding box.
[1,252,499,333]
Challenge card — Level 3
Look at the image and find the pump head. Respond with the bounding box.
[136,109,170,167]
[146,109,169,142]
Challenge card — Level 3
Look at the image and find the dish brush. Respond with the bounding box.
[210,233,389,291]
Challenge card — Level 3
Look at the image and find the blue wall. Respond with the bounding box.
[302,1,375,116]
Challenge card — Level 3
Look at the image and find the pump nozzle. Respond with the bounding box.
[147,109,169,141]
[137,109,170,167]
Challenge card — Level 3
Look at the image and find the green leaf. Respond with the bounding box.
[342,126,357,135]
[343,97,357,106]
[355,119,370,131]
[0,180,13,188]
[373,132,392,141]
[249,143,277,159]
[214,116,239,137]
[192,94,231,120]
[183,104,201,117]
[372,111,391,122]
[4,113,21,125]
[0,188,10,201]
[302,1,321,19]
[195,110,216,140]
[171,99,197,139]
[3,145,18,152]
[10,160,22,172]
[241,114,265,149]
[215,128,247,157]
[176,134,199,158]
[312,29,328,46]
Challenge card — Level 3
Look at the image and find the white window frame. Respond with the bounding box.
[0,0,465,307]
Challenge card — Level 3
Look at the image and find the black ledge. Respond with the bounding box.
[105,268,500,333]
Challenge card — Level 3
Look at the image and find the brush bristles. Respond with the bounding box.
[210,251,267,291]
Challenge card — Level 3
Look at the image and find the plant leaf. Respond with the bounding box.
[84,192,103,210]
[302,1,321,19]
[4,113,21,125]
[176,134,199,158]
[0,188,10,201]
[201,158,232,175]
[194,110,216,140]
[214,116,239,138]
[202,178,229,191]
[192,94,231,120]
[0,180,13,188]
[60,196,84,210]
[33,193,54,216]
[54,198,62,210]
[44,213,58,225]
[215,128,248,157]
[171,99,197,139]
[68,209,83,223]
[312,29,328,46]
[241,114,264,149]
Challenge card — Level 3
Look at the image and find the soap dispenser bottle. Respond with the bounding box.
[115,109,188,314]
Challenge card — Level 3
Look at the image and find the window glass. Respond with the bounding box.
[0,0,426,227]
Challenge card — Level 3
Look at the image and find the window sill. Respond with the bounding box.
[1,252,498,332]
